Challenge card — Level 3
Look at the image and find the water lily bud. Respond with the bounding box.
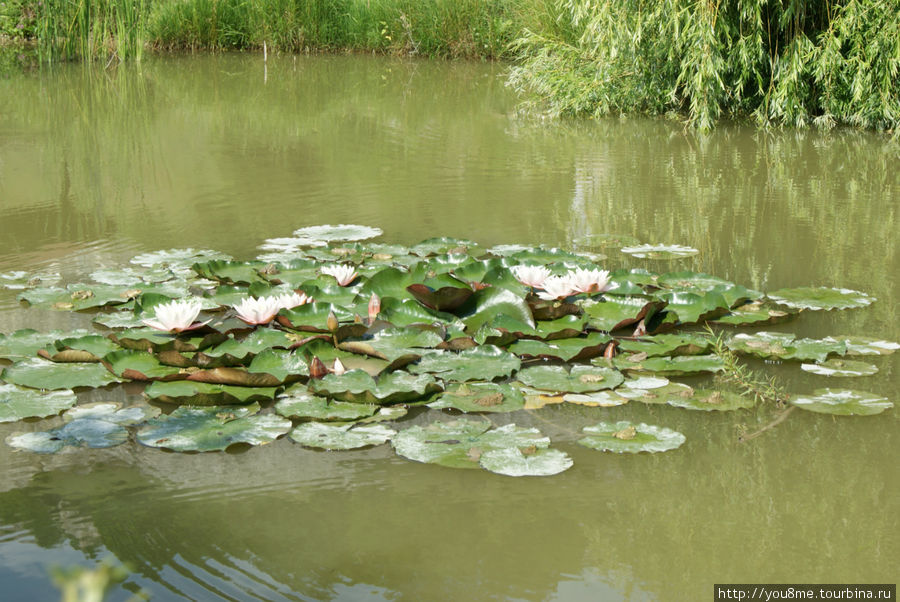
[326,310,339,332]
[332,358,346,375]
[309,356,327,379]
[368,292,381,323]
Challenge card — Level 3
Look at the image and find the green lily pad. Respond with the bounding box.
[667,389,755,411]
[192,260,268,286]
[144,380,278,405]
[309,369,442,404]
[64,401,161,425]
[0,329,89,361]
[767,287,875,310]
[790,389,892,415]
[1,270,61,290]
[40,334,121,362]
[289,422,395,450]
[246,349,310,383]
[1,358,122,390]
[410,237,479,256]
[653,290,729,323]
[581,297,665,332]
[578,421,685,453]
[839,337,899,356]
[508,332,611,362]
[609,353,725,375]
[800,359,878,377]
[6,419,128,453]
[367,298,463,329]
[479,447,573,477]
[131,248,232,272]
[516,364,624,393]
[338,326,444,363]
[572,233,641,249]
[621,244,699,259]
[277,302,355,332]
[275,389,378,421]
[428,382,525,413]
[406,283,474,312]
[616,381,696,405]
[409,345,521,382]
[392,419,550,470]
[459,286,535,332]
[712,302,794,326]
[136,403,292,451]
[0,384,77,422]
[102,350,183,381]
[726,332,846,362]
[292,224,383,242]
[617,333,711,357]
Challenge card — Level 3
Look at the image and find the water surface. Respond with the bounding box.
[0,54,897,601]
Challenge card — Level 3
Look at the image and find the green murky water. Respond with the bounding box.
[0,54,897,601]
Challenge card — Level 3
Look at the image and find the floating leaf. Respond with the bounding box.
[428,382,525,413]
[479,447,572,477]
[292,224,383,242]
[136,403,291,451]
[1,358,122,390]
[767,287,875,310]
[459,286,535,332]
[1,270,61,290]
[621,244,699,259]
[839,337,899,356]
[0,329,91,361]
[192,260,268,286]
[578,421,685,453]
[0,384,77,422]
[582,297,665,332]
[712,302,794,326]
[406,283,474,312]
[800,359,878,377]
[667,389,755,411]
[508,332,610,362]
[562,391,628,407]
[616,381,696,405]
[609,352,724,375]
[144,381,278,405]
[410,237,479,256]
[275,389,378,421]
[726,332,846,362]
[790,389,892,415]
[64,401,161,425]
[410,346,521,382]
[309,369,442,404]
[338,326,443,363]
[392,419,549,470]
[131,248,232,272]
[102,350,183,381]
[6,419,127,453]
[289,422,395,450]
[246,349,310,383]
[516,365,624,393]
[617,333,711,357]
[653,290,729,323]
[572,233,641,249]
[40,334,121,362]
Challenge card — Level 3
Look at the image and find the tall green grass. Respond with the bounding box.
[35,0,145,62]
[508,0,900,131]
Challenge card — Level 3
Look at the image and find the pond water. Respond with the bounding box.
[0,54,897,601]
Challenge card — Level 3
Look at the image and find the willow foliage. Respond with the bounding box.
[508,0,899,131]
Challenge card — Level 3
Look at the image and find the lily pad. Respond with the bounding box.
[582,297,665,332]
[391,419,550,470]
[616,381,696,405]
[102,350,183,381]
[0,384,77,422]
[309,369,442,405]
[338,326,444,363]
[667,389,755,411]
[64,401,161,425]
[0,329,92,361]
[275,389,378,421]
[1,270,61,290]
[712,302,794,326]
[621,244,699,259]
[508,332,611,362]
[840,337,899,356]
[516,364,624,393]
[246,349,310,383]
[562,391,628,407]
[800,359,878,377]
[459,286,536,332]
[428,382,525,413]
[131,248,232,272]
[572,233,641,249]
[7,419,128,453]
[409,345,521,382]
[289,422,395,450]
[409,237,479,256]
[1,358,122,390]
[578,421,685,453]
[144,380,278,405]
[790,389,892,416]
[479,447,572,477]
[292,224,383,242]
[617,333,711,357]
[767,287,875,310]
[653,290,729,324]
[136,403,292,451]
[40,334,122,362]
[610,352,725,376]
[726,332,846,362]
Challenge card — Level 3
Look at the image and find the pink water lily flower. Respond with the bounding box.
[276,291,313,310]
[568,268,611,294]
[233,295,282,325]
[511,264,551,288]
[536,275,576,301]
[142,299,208,333]
[321,264,358,286]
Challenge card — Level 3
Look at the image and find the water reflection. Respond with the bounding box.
[0,54,897,600]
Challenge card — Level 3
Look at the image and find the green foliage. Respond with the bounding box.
[34,0,146,61]
[508,0,900,131]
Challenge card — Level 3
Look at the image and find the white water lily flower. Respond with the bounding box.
[511,264,551,288]
[568,268,611,294]
[142,299,205,333]
[321,264,358,286]
[276,291,313,310]
[233,295,282,325]
[537,275,576,301]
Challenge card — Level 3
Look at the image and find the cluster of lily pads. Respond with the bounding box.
[0,225,895,477]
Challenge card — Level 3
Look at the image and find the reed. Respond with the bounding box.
[34,0,145,62]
